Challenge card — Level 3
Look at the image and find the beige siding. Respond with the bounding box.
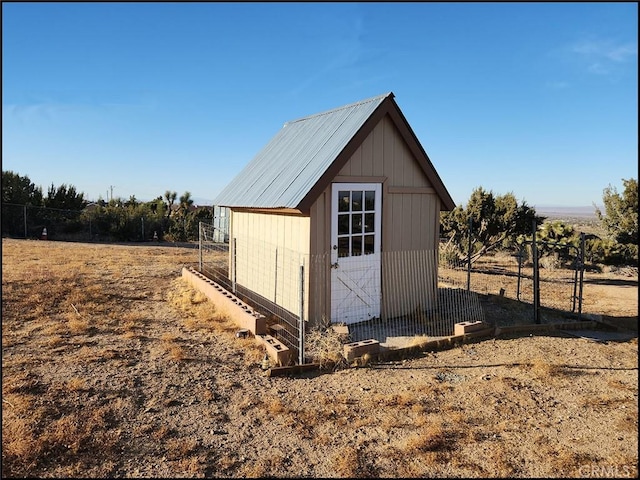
[380,249,439,320]
[226,114,443,327]
[311,113,440,253]
[230,210,310,317]
[308,113,442,323]
[308,190,332,326]
[337,115,432,189]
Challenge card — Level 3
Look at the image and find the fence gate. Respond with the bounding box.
[515,232,585,324]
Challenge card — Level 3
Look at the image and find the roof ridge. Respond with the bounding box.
[284,92,393,127]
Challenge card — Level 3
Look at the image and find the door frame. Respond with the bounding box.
[330,182,382,324]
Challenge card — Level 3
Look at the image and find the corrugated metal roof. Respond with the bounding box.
[213,93,392,209]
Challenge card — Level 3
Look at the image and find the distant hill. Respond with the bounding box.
[534,205,601,219]
[190,197,214,207]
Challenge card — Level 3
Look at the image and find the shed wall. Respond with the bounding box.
[230,210,310,318]
[308,114,442,325]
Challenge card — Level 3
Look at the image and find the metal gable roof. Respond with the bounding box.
[213,93,392,209]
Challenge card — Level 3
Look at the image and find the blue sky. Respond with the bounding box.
[2,2,637,208]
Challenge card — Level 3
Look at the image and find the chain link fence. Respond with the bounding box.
[2,202,88,240]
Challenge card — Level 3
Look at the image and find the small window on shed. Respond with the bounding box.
[213,205,230,243]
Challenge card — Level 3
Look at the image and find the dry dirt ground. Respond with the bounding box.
[2,238,638,478]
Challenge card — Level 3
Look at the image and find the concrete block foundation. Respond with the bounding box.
[181,267,267,335]
[344,339,380,362]
[454,321,489,336]
[256,334,291,366]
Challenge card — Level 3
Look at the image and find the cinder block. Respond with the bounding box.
[343,339,380,362]
[454,321,487,336]
[269,323,287,338]
[464,327,494,339]
[331,324,350,342]
[256,334,291,366]
[181,267,266,335]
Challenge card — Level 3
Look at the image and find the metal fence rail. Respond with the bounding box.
[1,202,164,242]
[2,202,88,240]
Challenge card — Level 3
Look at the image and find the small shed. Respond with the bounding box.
[213,92,455,329]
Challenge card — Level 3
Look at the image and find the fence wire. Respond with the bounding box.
[2,203,88,240]
[198,223,488,359]
[198,217,586,364]
[440,245,584,326]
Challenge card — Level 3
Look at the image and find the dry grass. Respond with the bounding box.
[2,238,637,478]
[303,323,349,369]
[529,356,570,378]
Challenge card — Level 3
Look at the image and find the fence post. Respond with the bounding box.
[141,217,145,241]
[232,238,237,295]
[299,263,305,365]
[516,245,523,301]
[532,219,540,324]
[23,205,28,238]
[571,244,580,313]
[198,222,203,272]
[274,248,278,302]
[577,233,585,320]
[466,216,472,291]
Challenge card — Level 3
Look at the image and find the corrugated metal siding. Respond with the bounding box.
[213,93,391,209]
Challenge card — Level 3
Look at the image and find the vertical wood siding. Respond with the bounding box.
[231,210,310,317]
[308,114,442,324]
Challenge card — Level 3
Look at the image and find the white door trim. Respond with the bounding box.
[330,183,382,324]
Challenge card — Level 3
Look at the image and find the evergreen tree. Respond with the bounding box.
[440,187,543,263]
[595,178,638,245]
[1,170,43,205]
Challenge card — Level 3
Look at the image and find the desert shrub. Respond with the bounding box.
[439,240,465,268]
[585,237,638,266]
[539,252,561,270]
[304,321,349,369]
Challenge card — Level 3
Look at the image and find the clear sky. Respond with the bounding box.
[2,2,637,208]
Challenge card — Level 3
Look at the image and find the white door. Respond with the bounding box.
[330,183,382,324]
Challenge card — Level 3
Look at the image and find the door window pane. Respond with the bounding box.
[338,214,349,235]
[351,236,362,256]
[352,191,363,211]
[352,214,362,234]
[364,213,375,233]
[364,190,375,211]
[335,186,379,260]
[338,191,350,212]
[338,237,350,257]
[364,234,375,254]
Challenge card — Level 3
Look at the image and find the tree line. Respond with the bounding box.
[1,171,212,242]
[2,170,637,266]
[439,181,637,267]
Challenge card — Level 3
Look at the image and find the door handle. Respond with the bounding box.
[331,262,339,269]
